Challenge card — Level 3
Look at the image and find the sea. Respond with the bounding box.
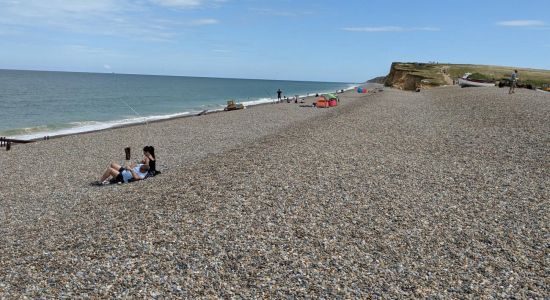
[0,69,357,140]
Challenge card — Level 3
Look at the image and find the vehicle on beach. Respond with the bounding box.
[458,73,495,88]
[224,100,244,111]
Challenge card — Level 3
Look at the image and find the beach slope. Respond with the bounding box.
[0,87,548,298]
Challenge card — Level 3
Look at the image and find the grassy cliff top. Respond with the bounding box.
[390,62,550,87]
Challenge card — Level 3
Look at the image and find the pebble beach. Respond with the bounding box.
[0,86,548,298]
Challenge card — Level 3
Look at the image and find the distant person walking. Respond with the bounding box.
[509,70,518,94]
[277,89,282,102]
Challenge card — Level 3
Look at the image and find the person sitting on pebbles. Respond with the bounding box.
[98,162,149,185]
[141,146,157,177]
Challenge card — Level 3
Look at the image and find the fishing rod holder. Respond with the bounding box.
[125,147,131,160]
[1,137,11,151]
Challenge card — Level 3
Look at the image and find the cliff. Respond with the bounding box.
[384,62,550,91]
[384,62,451,90]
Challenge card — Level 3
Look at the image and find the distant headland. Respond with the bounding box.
[376,62,550,91]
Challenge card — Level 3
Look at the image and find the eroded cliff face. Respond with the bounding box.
[384,63,426,91]
[383,62,550,90]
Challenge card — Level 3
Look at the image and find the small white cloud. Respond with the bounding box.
[65,45,132,57]
[150,0,225,9]
[250,8,295,17]
[496,20,546,27]
[249,8,313,17]
[187,18,219,26]
[342,26,440,32]
[104,64,112,69]
[151,0,202,8]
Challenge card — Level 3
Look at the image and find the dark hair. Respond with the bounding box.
[143,146,156,159]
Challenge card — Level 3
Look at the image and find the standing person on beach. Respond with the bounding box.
[277,89,282,102]
[509,70,518,94]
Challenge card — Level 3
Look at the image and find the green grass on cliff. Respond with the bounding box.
[391,62,550,88]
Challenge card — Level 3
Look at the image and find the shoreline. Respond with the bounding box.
[2,85,361,142]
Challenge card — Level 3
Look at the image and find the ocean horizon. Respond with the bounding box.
[0,69,357,140]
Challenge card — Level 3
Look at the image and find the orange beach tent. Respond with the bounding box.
[315,95,329,108]
[315,94,338,108]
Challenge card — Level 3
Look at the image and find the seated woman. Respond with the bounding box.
[141,145,159,177]
[141,146,157,177]
[99,162,149,184]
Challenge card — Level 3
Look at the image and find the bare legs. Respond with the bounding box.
[99,162,122,182]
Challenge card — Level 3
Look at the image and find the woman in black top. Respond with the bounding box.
[142,146,157,177]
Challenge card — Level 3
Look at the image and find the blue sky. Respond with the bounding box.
[0,0,548,82]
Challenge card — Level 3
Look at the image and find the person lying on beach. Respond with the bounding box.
[98,162,149,184]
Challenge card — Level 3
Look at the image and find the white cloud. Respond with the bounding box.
[250,8,295,17]
[187,18,219,26]
[151,0,203,9]
[0,0,125,17]
[342,26,440,32]
[249,8,313,17]
[0,0,135,33]
[151,0,227,9]
[0,0,222,41]
[496,20,546,27]
[65,45,130,57]
[104,64,112,70]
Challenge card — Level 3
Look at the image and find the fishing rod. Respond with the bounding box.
[114,73,153,163]
[120,96,148,125]
[112,71,147,123]
[261,86,276,104]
